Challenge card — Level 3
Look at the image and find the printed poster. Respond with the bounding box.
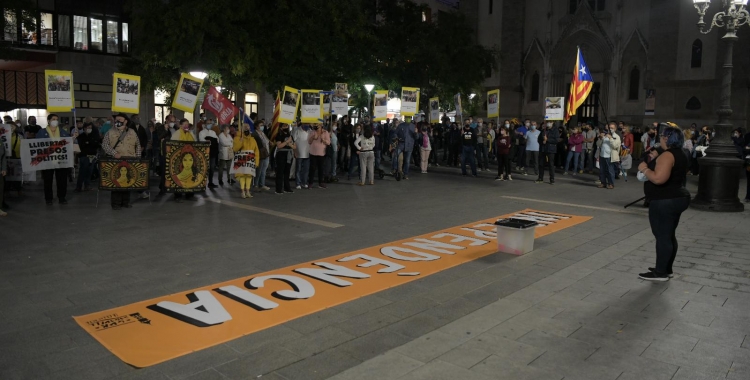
[373,90,388,121]
[544,97,564,121]
[300,90,323,123]
[321,91,333,116]
[20,137,76,172]
[334,83,348,97]
[454,93,462,117]
[279,86,300,124]
[487,89,500,118]
[229,150,257,177]
[0,124,12,155]
[172,73,204,113]
[112,73,141,113]
[429,97,439,123]
[401,87,420,116]
[5,159,36,182]
[98,158,150,191]
[163,141,210,193]
[44,70,75,112]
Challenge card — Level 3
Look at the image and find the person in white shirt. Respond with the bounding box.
[523,123,541,175]
[355,124,377,185]
[293,124,311,189]
[217,125,234,186]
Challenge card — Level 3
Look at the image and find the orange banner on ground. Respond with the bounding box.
[74,209,590,368]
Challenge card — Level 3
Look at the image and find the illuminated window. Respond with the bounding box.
[106,20,118,53]
[245,93,258,103]
[21,11,36,44]
[122,22,129,53]
[73,15,87,50]
[3,10,18,42]
[90,18,102,51]
[58,15,70,47]
[40,13,53,45]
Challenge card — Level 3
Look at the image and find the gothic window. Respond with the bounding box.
[570,0,606,13]
[686,96,701,110]
[691,39,702,68]
[531,71,540,102]
[628,67,640,100]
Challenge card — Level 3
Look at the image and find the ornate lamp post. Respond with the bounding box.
[691,0,749,212]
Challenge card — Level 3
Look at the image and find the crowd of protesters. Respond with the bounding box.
[1,112,750,215]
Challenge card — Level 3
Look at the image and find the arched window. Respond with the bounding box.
[686,96,701,110]
[628,67,640,100]
[531,71,540,102]
[691,39,702,68]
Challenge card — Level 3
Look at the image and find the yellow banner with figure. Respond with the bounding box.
[487,89,500,118]
[112,73,141,113]
[373,90,388,121]
[300,90,323,123]
[400,87,420,116]
[45,70,75,112]
[279,86,300,124]
[172,73,205,113]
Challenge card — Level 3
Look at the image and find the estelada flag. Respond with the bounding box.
[202,87,238,125]
[564,47,594,123]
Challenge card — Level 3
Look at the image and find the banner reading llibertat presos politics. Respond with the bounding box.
[401,87,419,116]
[279,86,300,124]
[373,90,388,121]
[44,70,75,112]
[230,150,257,177]
[20,138,76,172]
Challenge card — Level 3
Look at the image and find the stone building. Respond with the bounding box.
[472,0,750,129]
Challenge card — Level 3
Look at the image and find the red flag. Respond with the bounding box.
[202,87,239,125]
[270,91,281,141]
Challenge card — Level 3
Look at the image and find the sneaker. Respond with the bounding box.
[404,176,409,180]
[562,172,568,175]
[261,186,270,191]
[302,184,309,189]
[578,170,583,174]
[141,192,150,199]
[535,179,543,184]
[296,185,302,190]
[284,190,294,194]
[507,175,512,181]
[648,267,674,278]
[275,191,284,195]
[496,176,505,181]
[638,271,670,282]
[319,184,327,189]
[523,172,528,176]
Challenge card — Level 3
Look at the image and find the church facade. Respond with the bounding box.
[472,0,750,129]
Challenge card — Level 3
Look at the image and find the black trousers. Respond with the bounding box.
[449,146,460,166]
[111,191,130,208]
[42,168,68,202]
[309,155,325,186]
[275,152,292,192]
[649,197,690,274]
[497,154,511,178]
[538,152,556,182]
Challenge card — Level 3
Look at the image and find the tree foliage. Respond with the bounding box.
[123,0,497,113]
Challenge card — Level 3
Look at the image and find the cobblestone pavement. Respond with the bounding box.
[1,162,748,380]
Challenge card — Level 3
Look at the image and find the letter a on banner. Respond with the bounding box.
[279,86,300,124]
[487,89,500,118]
[172,73,205,112]
[45,70,75,112]
[112,73,141,113]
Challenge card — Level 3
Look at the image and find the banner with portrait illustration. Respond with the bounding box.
[229,150,256,177]
[98,158,150,191]
[5,159,36,182]
[487,89,500,118]
[279,86,300,124]
[373,90,388,121]
[163,141,210,193]
[20,137,76,172]
[545,97,564,121]
[429,97,439,122]
[112,73,141,113]
[401,87,420,116]
[172,73,205,113]
[44,70,75,112]
[300,90,323,123]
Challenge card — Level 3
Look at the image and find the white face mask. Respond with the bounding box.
[49,120,59,127]
[168,122,175,128]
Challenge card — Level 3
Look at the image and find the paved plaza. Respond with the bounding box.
[1,166,750,380]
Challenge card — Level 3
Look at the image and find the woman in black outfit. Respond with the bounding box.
[637,125,690,281]
[274,123,296,194]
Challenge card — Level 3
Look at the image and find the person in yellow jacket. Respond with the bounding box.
[233,123,259,199]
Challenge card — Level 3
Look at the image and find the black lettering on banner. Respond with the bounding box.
[293,262,370,287]
[146,291,231,327]
[245,275,315,300]
[337,254,405,273]
[215,285,279,311]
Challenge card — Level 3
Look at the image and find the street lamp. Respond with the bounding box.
[691,0,749,212]
[469,93,476,100]
[189,71,208,80]
[364,84,375,119]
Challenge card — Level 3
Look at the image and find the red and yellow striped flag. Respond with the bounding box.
[270,91,281,141]
[564,47,594,123]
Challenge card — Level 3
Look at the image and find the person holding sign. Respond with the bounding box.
[36,114,71,205]
[233,123,259,199]
[102,114,142,210]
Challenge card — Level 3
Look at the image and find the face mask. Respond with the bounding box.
[49,120,59,127]
[244,130,250,136]
[531,125,536,130]
[104,121,111,126]
[525,122,530,127]
[547,123,552,128]
[333,126,338,131]
[505,124,510,128]
[259,125,265,131]
[182,125,190,131]
[206,123,213,128]
[85,129,92,134]
[115,121,124,128]
[168,122,175,128]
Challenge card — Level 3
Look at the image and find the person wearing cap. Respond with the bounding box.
[36,114,71,205]
[233,121,259,198]
[102,114,141,210]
